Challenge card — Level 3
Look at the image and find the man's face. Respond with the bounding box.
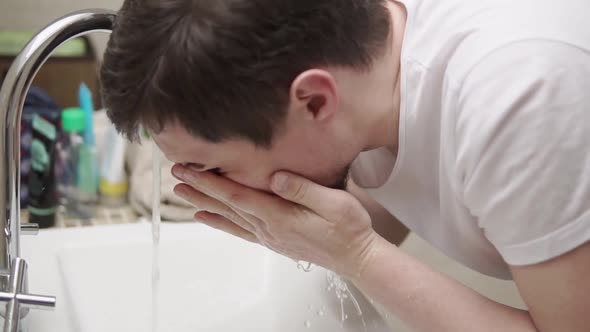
[153,121,354,192]
[152,67,377,192]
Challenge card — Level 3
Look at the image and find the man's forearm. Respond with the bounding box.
[353,235,538,332]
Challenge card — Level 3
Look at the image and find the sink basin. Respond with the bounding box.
[20,221,391,332]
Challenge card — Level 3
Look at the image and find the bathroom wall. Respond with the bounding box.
[0,0,124,59]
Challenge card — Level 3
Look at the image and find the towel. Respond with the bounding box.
[127,139,195,221]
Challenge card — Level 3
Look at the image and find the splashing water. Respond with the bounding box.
[326,271,367,331]
[297,263,367,330]
[297,261,314,272]
[152,142,161,332]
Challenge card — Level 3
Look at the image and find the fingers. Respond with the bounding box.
[195,211,259,243]
[174,183,257,233]
[172,164,280,217]
[271,171,350,218]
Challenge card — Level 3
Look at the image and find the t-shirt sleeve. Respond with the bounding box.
[455,41,590,266]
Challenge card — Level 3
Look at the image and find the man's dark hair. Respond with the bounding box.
[100,0,392,146]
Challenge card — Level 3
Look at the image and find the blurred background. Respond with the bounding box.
[0,0,123,108]
[1,0,121,56]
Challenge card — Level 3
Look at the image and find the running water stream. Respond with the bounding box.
[152,142,161,332]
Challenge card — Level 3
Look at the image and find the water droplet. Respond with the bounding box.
[297,261,314,272]
[304,320,311,328]
[318,309,325,316]
[344,314,348,320]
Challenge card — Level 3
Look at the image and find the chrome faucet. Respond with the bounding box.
[0,9,116,332]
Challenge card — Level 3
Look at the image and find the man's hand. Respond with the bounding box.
[171,164,380,278]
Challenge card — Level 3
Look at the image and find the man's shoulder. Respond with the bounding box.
[455,40,590,106]
[405,0,590,88]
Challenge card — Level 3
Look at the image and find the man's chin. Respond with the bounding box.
[327,164,352,191]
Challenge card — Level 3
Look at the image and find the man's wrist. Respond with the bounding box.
[347,232,396,283]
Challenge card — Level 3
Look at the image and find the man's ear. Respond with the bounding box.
[289,69,338,122]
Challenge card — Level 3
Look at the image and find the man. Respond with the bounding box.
[100,0,590,331]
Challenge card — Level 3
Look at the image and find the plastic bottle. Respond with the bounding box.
[77,83,99,204]
[56,108,86,218]
[98,123,128,206]
[77,142,99,204]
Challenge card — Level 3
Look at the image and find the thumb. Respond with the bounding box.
[271,171,333,209]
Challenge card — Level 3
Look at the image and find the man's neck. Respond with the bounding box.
[328,0,406,155]
[346,0,407,188]
[361,0,407,153]
[336,1,407,188]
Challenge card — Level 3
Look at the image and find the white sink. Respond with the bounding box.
[20,221,391,332]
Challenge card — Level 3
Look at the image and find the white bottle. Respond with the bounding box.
[98,123,128,206]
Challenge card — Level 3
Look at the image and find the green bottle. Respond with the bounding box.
[59,108,86,217]
[61,107,98,205]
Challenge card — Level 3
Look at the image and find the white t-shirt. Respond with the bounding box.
[352,0,590,279]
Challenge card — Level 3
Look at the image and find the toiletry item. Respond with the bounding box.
[99,123,128,206]
[28,114,58,228]
[77,144,99,204]
[78,83,95,145]
[77,83,99,204]
[21,86,61,207]
[56,108,85,217]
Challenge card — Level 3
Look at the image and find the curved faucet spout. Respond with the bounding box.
[0,9,115,331]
